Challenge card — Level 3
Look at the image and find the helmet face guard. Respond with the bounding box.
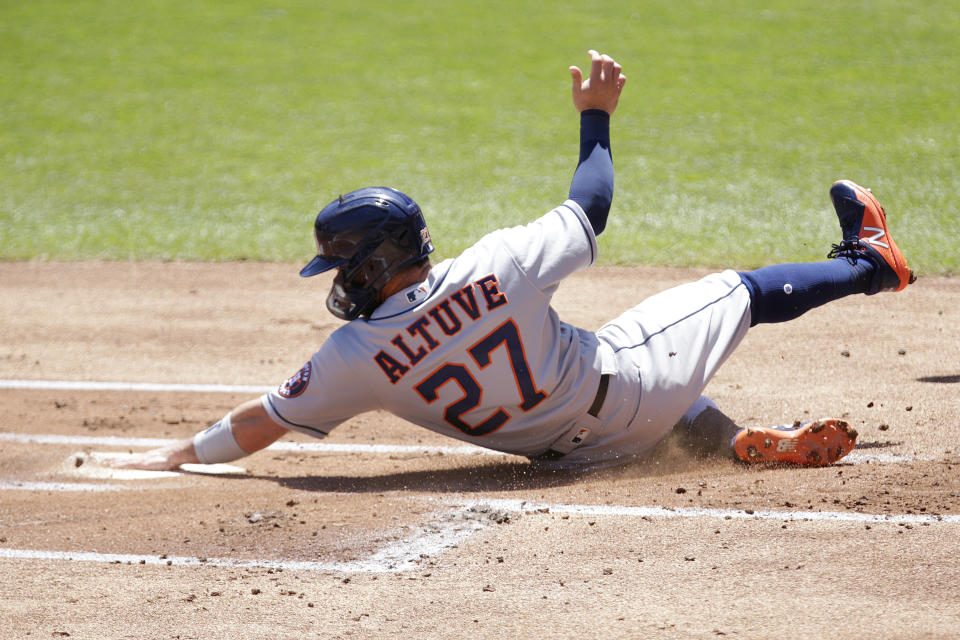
[327,270,379,321]
[300,187,434,321]
[324,232,420,320]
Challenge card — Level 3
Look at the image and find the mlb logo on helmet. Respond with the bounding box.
[279,362,312,398]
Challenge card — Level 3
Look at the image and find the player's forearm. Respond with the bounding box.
[568,109,613,235]
[231,398,289,453]
[193,398,288,463]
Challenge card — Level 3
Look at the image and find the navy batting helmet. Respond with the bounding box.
[300,187,434,320]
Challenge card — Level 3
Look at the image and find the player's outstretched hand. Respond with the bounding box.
[570,50,626,115]
[102,440,198,471]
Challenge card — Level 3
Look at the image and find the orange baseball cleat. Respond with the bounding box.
[827,180,915,294]
[731,418,858,466]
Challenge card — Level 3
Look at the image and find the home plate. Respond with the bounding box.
[64,452,245,480]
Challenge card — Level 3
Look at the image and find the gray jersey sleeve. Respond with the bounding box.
[260,334,379,438]
[493,200,598,295]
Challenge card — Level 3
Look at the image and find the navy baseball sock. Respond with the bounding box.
[738,257,875,326]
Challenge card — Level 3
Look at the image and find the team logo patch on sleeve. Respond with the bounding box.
[278,362,312,398]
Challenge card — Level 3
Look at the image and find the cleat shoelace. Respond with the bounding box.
[827,240,862,261]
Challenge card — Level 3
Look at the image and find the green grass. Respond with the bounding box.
[2,0,958,273]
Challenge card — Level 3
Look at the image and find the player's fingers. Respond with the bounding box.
[612,61,623,82]
[101,456,136,469]
[601,54,615,83]
[569,66,583,94]
[102,455,144,469]
[589,50,602,83]
[617,73,627,91]
[102,453,170,471]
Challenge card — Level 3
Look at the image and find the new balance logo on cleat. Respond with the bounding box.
[862,226,889,249]
[732,418,858,466]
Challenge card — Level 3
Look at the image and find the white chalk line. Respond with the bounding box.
[461,498,960,526]
[0,379,271,394]
[0,481,130,492]
[847,451,933,464]
[0,505,491,574]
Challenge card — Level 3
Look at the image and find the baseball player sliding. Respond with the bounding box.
[109,50,913,473]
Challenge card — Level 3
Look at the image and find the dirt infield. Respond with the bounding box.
[1,261,959,639]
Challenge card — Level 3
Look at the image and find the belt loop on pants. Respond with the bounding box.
[530,374,611,461]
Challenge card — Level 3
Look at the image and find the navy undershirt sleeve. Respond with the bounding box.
[568,109,613,235]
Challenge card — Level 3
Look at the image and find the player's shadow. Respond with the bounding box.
[243,439,738,494]
[250,461,586,494]
[854,440,903,450]
[916,374,960,384]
